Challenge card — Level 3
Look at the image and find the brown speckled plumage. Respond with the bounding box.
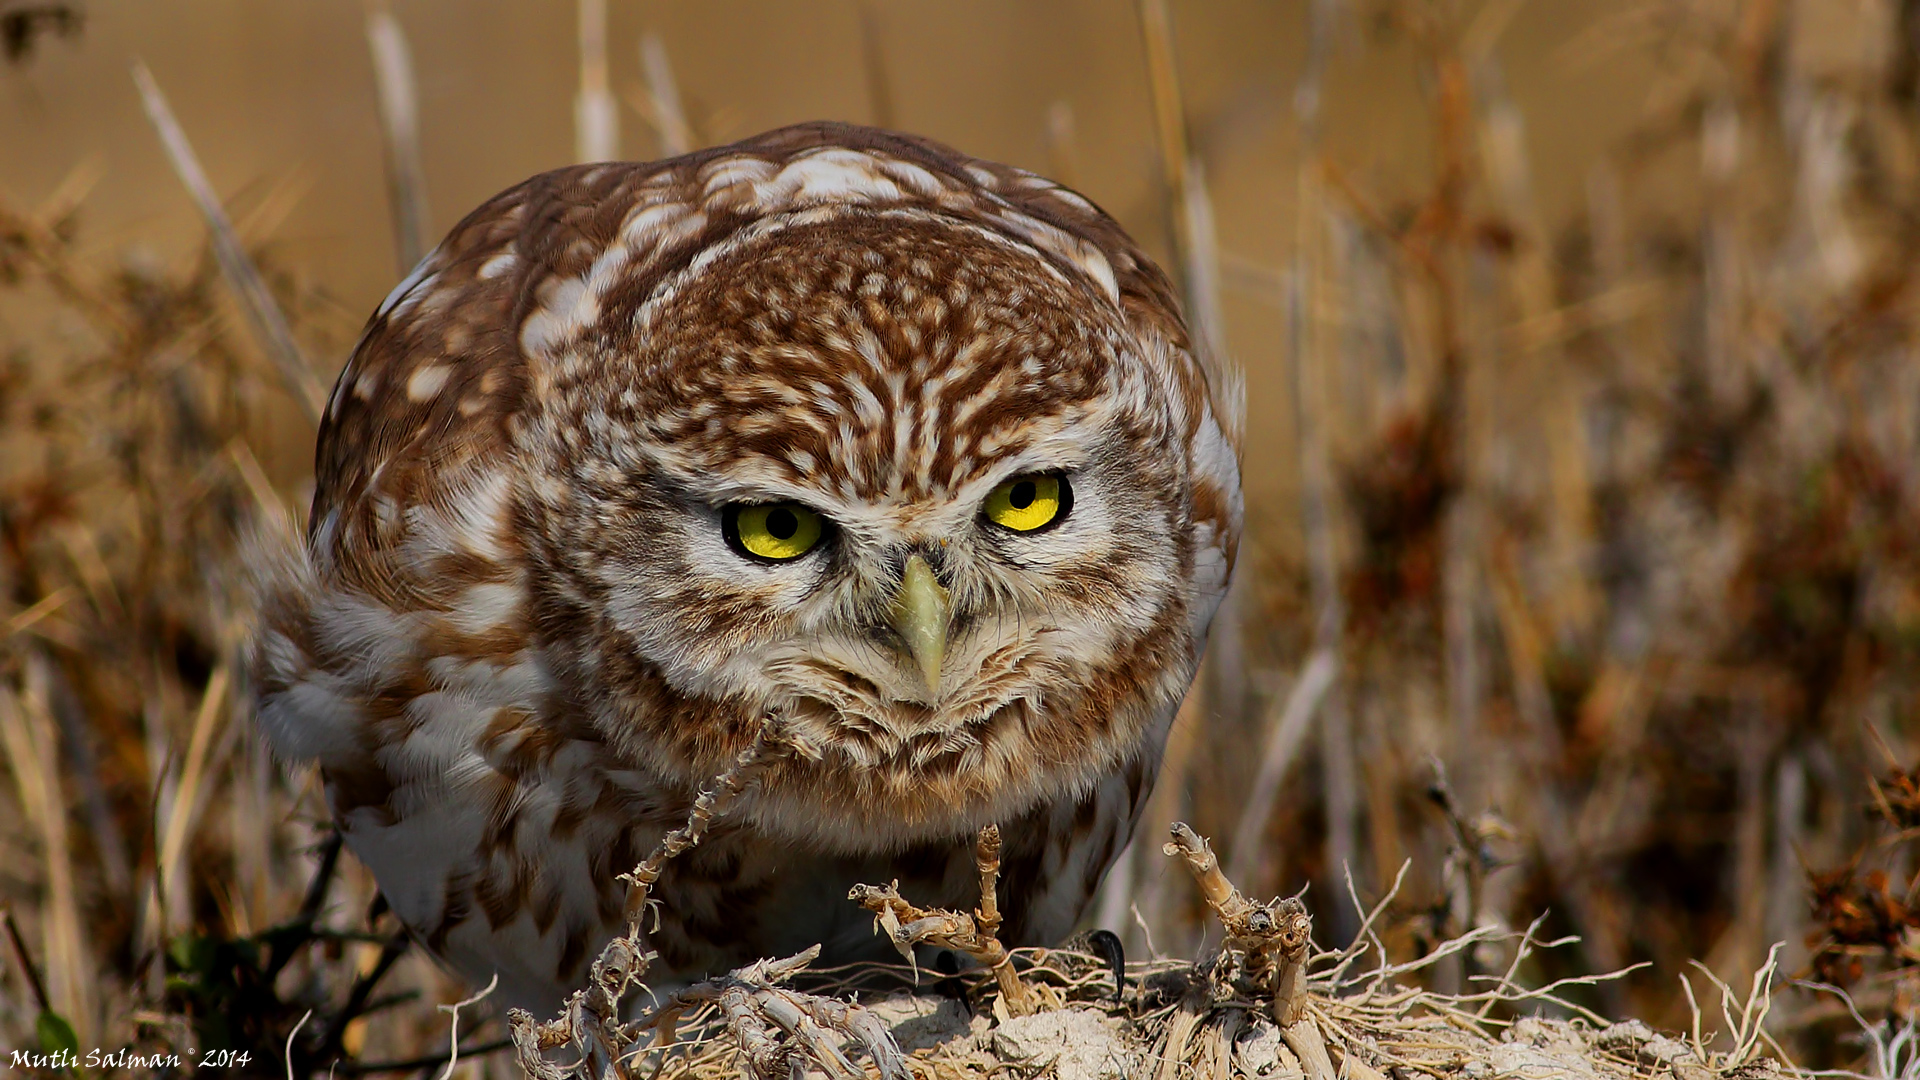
[252,122,1242,1009]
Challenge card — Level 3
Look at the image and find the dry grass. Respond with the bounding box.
[0,37,483,1075]
[7,0,1920,1076]
[505,795,1781,1080]
[1141,0,1920,1055]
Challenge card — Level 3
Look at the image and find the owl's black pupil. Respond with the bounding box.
[766,507,799,540]
[1010,481,1036,510]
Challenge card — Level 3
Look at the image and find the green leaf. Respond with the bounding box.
[166,932,199,971]
[36,1009,79,1056]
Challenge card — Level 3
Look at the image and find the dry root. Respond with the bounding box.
[849,824,1052,1017]
[1162,821,1378,1080]
[651,946,908,1080]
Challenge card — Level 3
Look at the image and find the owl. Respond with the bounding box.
[251,121,1242,1011]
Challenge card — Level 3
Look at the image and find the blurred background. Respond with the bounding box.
[6,0,1920,1073]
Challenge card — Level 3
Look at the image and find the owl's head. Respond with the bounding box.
[315,124,1241,851]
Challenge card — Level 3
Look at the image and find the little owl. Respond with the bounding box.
[252,122,1243,1010]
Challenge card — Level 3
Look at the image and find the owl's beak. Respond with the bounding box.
[889,554,950,696]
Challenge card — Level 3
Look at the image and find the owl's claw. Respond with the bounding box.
[1083,928,1127,998]
[1061,927,1127,999]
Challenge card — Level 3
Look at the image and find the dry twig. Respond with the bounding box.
[849,824,1045,1017]
[507,723,906,1080]
[653,946,908,1080]
[573,0,617,163]
[365,2,431,273]
[509,729,774,1079]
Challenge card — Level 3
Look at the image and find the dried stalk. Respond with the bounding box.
[1161,821,1421,1080]
[573,0,618,163]
[365,2,431,273]
[1468,49,1596,638]
[1164,823,1311,1026]
[1272,0,1351,923]
[130,60,327,421]
[637,32,692,156]
[0,194,129,334]
[1130,7,1237,961]
[1228,646,1339,883]
[1150,984,1210,1080]
[1,906,51,1015]
[155,663,230,938]
[1135,0,1212,343]
[510,724,852,1080]
[653,946,908,1080]
[0,686,91,1040]
[618,727,774,929]
[1045,100,1080,190]
[1284,1017,1342,1080]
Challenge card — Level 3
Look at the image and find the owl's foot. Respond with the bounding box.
[848,823,1057,1018]
[651,945,909,1080]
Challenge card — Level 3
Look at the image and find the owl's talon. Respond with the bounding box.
[1085,928,1126,998]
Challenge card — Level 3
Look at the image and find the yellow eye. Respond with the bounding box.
[983,474,1069,532]
[725,503,826,561]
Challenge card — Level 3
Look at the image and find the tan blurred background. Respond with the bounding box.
[1,0,1659,507]
[7,0,1920,1070]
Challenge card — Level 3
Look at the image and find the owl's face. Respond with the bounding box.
[524,210,1219,848]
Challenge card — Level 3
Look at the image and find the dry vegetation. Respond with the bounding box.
[503,796,1794,1080]
[8,0,1920,1076]
[1172,0,1920,1049]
